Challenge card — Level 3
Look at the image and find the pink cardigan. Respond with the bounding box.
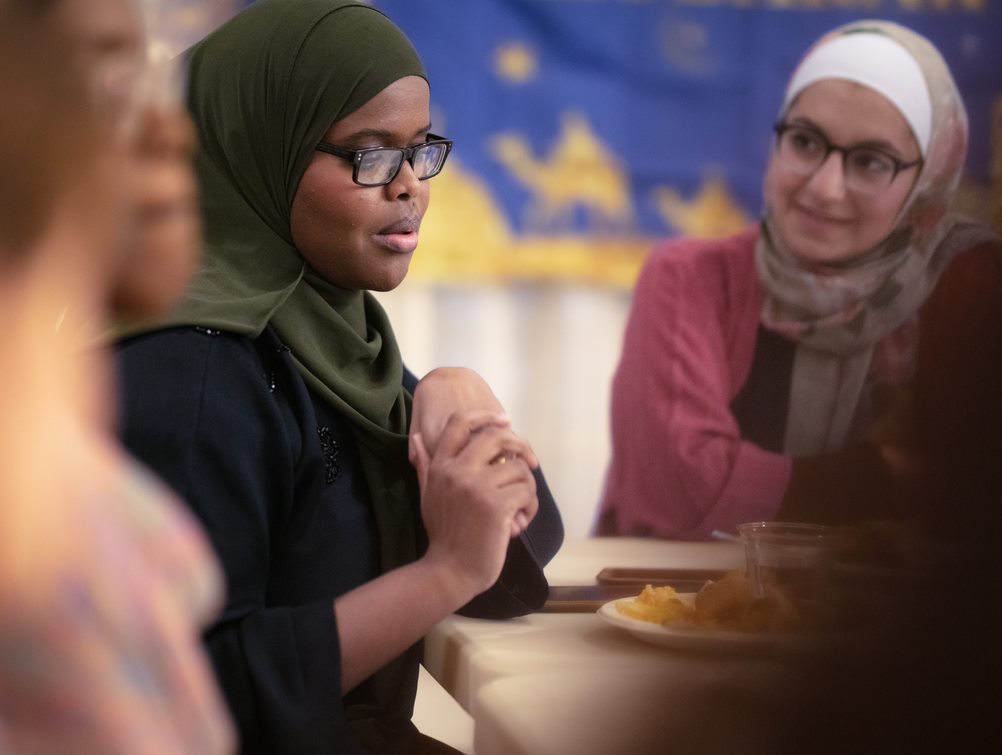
[595,227,792,539]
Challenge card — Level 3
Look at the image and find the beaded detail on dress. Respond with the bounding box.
[316,425,341,485]
[266,345,291,394]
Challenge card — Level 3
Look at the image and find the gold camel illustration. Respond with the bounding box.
[490,113,634,235]
[653,172,750,239]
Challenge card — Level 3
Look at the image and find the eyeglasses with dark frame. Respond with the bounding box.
[315,134,453,187]
[773,122,922,194]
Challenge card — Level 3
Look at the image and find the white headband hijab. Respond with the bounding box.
[782,28,933,156]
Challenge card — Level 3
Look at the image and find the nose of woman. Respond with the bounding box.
[802,151,849,203]
[384,156,422,200]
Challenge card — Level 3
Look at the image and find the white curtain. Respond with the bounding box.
[377,282,631,538]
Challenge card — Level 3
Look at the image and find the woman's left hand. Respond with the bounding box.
[411,367,509,456]
[410,368,541,538]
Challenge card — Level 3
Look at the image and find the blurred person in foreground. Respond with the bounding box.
[0,0,233,752]
[596,19,1002,541]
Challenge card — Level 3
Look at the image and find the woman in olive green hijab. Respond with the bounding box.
[116,1,563,753]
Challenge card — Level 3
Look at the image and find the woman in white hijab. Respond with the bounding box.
[596,19,1001,539]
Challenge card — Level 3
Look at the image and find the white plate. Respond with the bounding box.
[597,596,817,653]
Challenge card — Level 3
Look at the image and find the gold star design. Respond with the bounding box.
[495,43,537,84]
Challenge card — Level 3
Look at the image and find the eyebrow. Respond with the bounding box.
[335,124,434,146]
[787,116,913,160]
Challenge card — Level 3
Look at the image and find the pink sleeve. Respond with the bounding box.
[597,235,792,539]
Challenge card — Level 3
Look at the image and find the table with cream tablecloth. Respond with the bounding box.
[423,537,807,755]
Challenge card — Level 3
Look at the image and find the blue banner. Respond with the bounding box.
[253,1,1002,284]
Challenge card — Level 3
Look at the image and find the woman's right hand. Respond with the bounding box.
[409,410,539,600]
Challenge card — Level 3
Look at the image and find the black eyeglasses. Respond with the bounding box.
[315,134,453,187]
[773,122,922,194]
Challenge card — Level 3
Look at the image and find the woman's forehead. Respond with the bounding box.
[324,76,431,142]
[59,0,142,53]
[781,27,932,156]
[787,79,919,154]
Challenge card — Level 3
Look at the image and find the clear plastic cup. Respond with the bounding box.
[737,521,834,605]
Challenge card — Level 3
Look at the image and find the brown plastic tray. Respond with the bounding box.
[595,567,728,589]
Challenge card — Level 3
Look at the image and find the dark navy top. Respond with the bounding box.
[116,325,563,755]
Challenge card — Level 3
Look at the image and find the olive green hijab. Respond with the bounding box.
[146,0,428,571]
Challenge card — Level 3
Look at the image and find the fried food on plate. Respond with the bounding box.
[616,571,805,633]
[615,584,695,625]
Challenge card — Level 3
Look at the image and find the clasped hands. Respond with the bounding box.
[408,368,539,594]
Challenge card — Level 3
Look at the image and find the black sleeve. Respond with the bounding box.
[457,466,564,619]
[117,328,363,755]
